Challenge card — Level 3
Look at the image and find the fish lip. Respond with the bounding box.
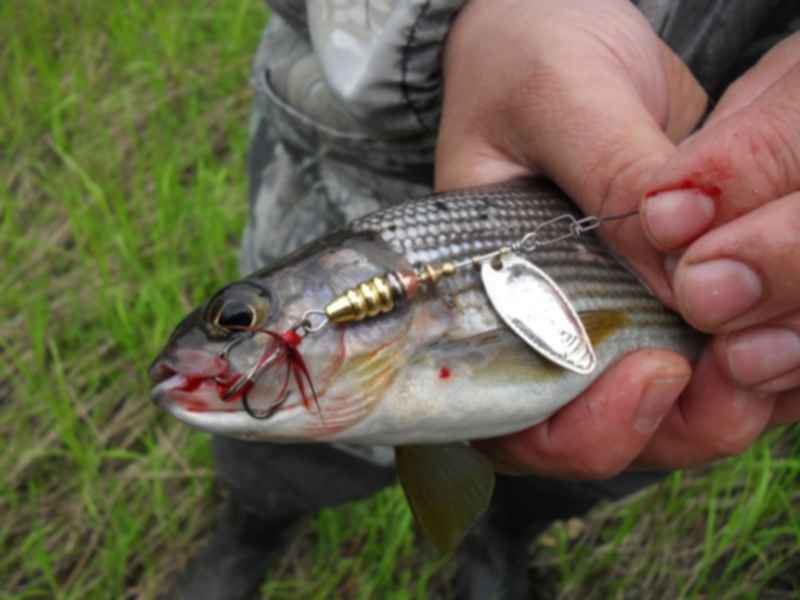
[150,373,189,404]
[150,373,231,412]
[156,391,300,439]
[149,351,227,385]
[149,360,177,385]
[150,378,232,431]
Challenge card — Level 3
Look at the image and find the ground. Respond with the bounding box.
[1,1,798,598]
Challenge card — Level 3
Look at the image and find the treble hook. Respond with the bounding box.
[215,318,322,419]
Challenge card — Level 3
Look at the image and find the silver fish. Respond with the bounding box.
[149,178,700,550]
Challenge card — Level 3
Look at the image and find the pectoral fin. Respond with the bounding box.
[395,443,495,553]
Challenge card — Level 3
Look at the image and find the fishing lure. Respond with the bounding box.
[218,209,638,418]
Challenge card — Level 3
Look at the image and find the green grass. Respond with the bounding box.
[1,2,798,599]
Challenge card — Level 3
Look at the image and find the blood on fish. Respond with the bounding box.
[181,399,209,412]
[439,366,451,380]
[175,367,245,404]
[182,377,205,393]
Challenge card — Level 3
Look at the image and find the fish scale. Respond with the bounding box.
[350,180,683,335]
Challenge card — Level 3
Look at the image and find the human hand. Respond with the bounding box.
[435,0,790,477]
[636,32,800,465]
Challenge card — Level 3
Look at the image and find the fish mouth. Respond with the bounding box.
[149,347,308,437]
[149,354,299,434]
[148,350,227,385]
[150,372,224,411]
[149,354,242,415]
[150,371,189,397]
[152,373,302,439]
[150,370,252,435]
[153,387,256,436]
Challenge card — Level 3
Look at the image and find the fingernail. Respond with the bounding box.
[643,189,715,249]
[678,259,762,328]
[726,327,800,386]
[634,376,688,433]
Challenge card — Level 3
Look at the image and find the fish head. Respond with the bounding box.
[150,234,424,442]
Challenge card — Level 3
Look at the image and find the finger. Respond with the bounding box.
[770,390,800,426]
[635,347,774,469]
[671,192,800,332]
[641,55,800,253]
[474,349,690,479]
[714,316,800,392]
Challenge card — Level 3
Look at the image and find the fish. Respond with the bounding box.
[149,178,701,551]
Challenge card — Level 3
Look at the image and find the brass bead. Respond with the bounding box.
[324,263,456,324]
[325,275,397,323]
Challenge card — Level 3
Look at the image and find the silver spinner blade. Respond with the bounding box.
[481,252,597,374]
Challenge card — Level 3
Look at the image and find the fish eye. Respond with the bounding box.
[215,301,257,330]
[205,282,271,334]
